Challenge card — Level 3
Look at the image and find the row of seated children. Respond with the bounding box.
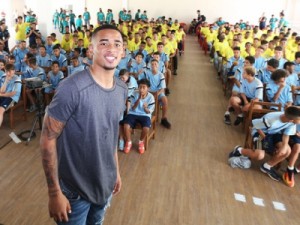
[229,105,300,188]
[117,58,171,154]
[224,54,300,126]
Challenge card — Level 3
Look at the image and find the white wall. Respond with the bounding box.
[128,0,285,25]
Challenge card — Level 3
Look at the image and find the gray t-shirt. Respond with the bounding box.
[47,68,127,205]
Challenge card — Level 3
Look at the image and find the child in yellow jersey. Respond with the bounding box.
[263,40,275,58]
[145,36,156,55]
[161,35,175,57]
[60,32,73,54]
[171,20,180,31]
[241,42,255,58]
[15,16,30,43]
[176,26,186,55]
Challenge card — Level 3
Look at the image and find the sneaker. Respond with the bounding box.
[294,167,300,174]
[282,169,295,187]
[138,141,145,154]
[124,141,132,154]
[118,139,125,151]
[260,164,281,181]
[224,114,231,125]
[161,118,171,129]
[228,145,242,158]
[165,88,170,96]
[234,116,243,126]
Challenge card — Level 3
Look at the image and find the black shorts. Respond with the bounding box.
[289,135,300,146]
[123,114,151,128]
[239,96,252,106]
[261,133,283,154]
[0,97,13,109]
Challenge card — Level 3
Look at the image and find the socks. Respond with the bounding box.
[237,146,243,154]
[238,113,243,118]
[225,111,230,115]
[264,163,271,170]
[288,166,294,171]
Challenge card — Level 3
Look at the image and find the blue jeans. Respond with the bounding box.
[57,180,112,225]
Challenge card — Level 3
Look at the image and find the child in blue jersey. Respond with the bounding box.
[0,59,5,78]
[129,52,146,79]
[26,57,46,112]
[253,47,265,71]
[224,47,244,78]
[123,79,155,154]
[284,61,299,90]
[0,64,22,127]
[67,57,85,76]
[51,44,67,73]
[229,106,300,182]
[264,46,287,69]
[224,56,255,125]
[116,50,131,71]
[97,8,105,25]
[139,59,171,129]
[257,58,279,84]
[37,45,51,72]
[266,69,292,111]
[230,66,263,126]
[133,41,148,62]
[118,69,138,151]
[17,52,34,79]
[44,61,64,105]
[294,52,300,75]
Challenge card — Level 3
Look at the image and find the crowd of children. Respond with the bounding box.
[0,7,186,155]
[199,11,300,188]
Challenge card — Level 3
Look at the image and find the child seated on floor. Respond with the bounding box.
[229,106,300,183]
[123,79,155,154]
[0,64,22,128]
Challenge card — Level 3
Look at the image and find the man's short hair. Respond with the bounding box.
[138,78,150,87]
[271,69,287,81]
[244,66,256,77]
[267,58,279,68]
[295,52,300,59]
[92,24,123,40]
[5,63,15,71]
[245,56,255,65]
[119,69,128,76]
[285,106,300,120]
[135,52,144,58]
[28,57,37,65]
[233,47,240,51]
[283,61,295,69]
[274,46,283,51]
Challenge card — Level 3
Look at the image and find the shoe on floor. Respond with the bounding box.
[138,141,145,154]
[234,116,243,126]
[161,118,171,129]
[282,169,295,187]
[260,164,280,181]
[228,145,242,158]
[224,114,231,125]
[118,139,124,151]
[124,141,132,154]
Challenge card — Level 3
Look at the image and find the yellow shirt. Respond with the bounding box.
[176,30,185,41]
[145,44,157,54]
[15,22,30,41]
[61,39,72,52]
[163,42,175,55]
[263,48,275,58]
[169,38,178,50]
[171,23,180,31]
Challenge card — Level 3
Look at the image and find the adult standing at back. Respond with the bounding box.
[15,16,29,43]
[40,24,127,224]
[83,7,91,28]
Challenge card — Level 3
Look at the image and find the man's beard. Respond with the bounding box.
[103,66,116,71]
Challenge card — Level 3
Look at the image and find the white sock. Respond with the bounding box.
[139,140,144,144]
[237,147,243,154]
[264,163,271,170]
[288,166,294,171]
[238,113,243,117]
[225,111,230,115]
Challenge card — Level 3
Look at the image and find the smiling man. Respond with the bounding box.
[40,25,127,225]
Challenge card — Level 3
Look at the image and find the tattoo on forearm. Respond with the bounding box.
[40,115,65,195]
